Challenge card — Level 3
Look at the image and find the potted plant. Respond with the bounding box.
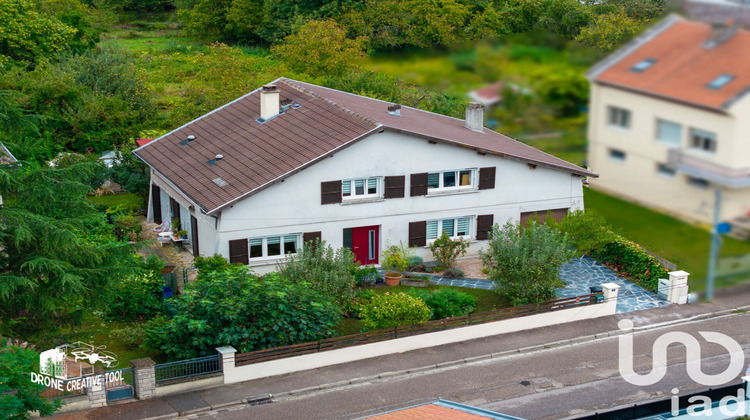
[380,242,414,286]
[173,230,187,240]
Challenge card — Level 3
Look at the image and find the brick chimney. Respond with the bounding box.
[465,102,484,132]
[260,85,280,121]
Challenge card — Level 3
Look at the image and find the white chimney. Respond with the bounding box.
[465,102,484,132]
[260,84,280,121]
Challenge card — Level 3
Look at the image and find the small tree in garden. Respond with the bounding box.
[429,232,469,270]
[546,210,615,256]
[0,340,62,419]
[359,292,431,330]
[481,221,574,305]
[279,240,358,308]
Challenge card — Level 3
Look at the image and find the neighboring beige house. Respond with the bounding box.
[586,15,750,235]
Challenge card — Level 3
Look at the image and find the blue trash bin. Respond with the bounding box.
[162,286,173,299]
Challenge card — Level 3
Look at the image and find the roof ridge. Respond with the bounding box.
[279,78,379,127]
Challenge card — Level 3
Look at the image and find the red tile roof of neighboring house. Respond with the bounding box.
[471,81,504,104]
[136,138,156,147]
[364,400,520,420]
[590,16,750,110]
[135,78,594,214]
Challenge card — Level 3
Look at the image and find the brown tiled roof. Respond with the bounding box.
[135,78,594,213]
[591,17,750,110]
[0,142,17,165]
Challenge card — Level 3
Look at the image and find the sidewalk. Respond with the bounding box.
[50,282,750,420]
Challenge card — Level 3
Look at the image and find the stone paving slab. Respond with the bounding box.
[394,255,669,314]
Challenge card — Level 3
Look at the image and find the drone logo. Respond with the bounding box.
[39,341,118,380]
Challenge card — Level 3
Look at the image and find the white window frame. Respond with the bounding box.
[688,128,717,154]
[426,217,473,242]
[655,119,682,146]
[342,177,381,200]
[609,148,626,163]
[607,106,631,131]
[248,234,301,260]
[427,169,477,193]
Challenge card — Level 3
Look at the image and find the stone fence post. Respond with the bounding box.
[85,380,107,408]
[216,346,237,384]
[658,270,690,304]
[131,358,156,400]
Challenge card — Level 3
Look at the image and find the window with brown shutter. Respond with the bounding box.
[151,185,162,224]
[384,176,405,199]
[321,180,342,204]
[478,167,496,190]
[476,214,494,240]
[303,231,322,245]
[408,221,427,247]
[229,239,249,265]
[410,173,428,196]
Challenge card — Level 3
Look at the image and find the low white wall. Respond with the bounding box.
[223,298,616,384]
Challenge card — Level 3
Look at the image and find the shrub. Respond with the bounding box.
[547,210,615,255]
[359,292,431,330]
[406,255,424,271]
[424,289,476,319]
[380,242,415,274]
[104,271,163,322]
[442,267,465,279]
[595,237,667,292]
[430,233,469,270]
[195,254,232,273]
[353,265,379,285]
[144,266,340,359]
[482,221,574,304]
[280,241,358,307]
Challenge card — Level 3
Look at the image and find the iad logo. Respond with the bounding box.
[617,319,745,387]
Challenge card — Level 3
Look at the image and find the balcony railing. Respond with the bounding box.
[666,149,750,188]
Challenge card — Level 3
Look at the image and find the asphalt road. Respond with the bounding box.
[191,312,750,420]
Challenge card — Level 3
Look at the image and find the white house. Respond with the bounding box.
[134,78,595,273]
[586,15,750,235]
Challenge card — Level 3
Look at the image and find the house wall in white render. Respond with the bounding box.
[587,83,750,224]
[218,130,584,273]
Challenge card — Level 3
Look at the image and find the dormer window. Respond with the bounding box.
[706,74,734,90]
[631,58,656,73]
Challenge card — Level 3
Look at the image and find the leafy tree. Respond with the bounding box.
[279,240,358,308]
[481,221,574,305]
[194,253,233,273]
[103,256,164,322]
[0,162,135,340]
[0,0,77,67]
[272,20,366,77]
[109,147,150,199]
[0,341,62,419]
[575,8,642,51]
[144,267,341,359]
[0,90,39,134]
[429,232,469,270]
[534,69,589,117]
[176,0,264,42]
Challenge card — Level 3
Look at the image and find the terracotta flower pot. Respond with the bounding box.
[384,272,402,286]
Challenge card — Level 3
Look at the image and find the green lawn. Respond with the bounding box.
[335,284,508,336]
[584,188,750,290]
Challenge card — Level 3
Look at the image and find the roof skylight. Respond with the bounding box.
[630,58,657,73]
[706,74,735,90]
[212,177,228,187]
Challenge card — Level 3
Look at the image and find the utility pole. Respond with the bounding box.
[706,187,722,301]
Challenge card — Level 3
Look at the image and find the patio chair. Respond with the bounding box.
[153,220,171,233]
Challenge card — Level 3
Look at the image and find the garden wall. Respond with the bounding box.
[221,283,620,384]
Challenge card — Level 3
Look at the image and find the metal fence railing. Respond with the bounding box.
[39,377,88,400]
[235,292,605,367]
[155,355,221,384]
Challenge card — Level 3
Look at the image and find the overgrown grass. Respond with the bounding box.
[584,188,750,290]
[335,284,509,336]
[88,192,144,213]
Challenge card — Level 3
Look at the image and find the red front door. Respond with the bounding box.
[350,225,379,265]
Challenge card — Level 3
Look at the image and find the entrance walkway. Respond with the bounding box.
[406,255,668,313]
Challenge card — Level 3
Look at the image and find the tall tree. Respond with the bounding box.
[0,162,134,341]
[0,0,77,67]
[0,341,62,419]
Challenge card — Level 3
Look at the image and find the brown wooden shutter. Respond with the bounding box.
[229,239,248,265]
[410,173,428,196]
[321,180,342,205]
[191,215,199,256]
[550,208,569,223]
[384,176,405,199]
[476,214,494,240]
[303,231,322,245]
[408,221,427,247]
[478,167,496,190]
[151,185,162,224]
